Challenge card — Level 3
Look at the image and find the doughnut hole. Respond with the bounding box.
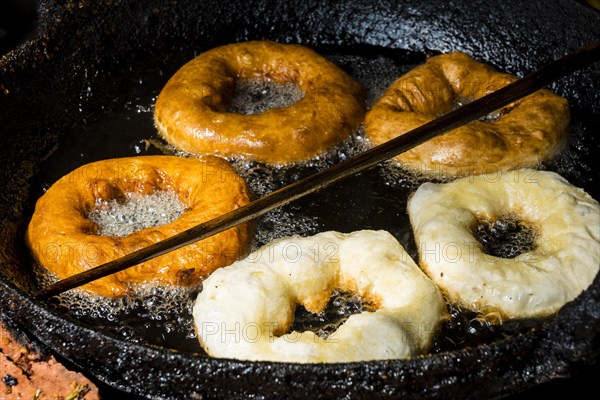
[88,190,186,237]
[290,290,374,339]
[472,215,537,259]
[449,97,512,123]
[228,78,304,115]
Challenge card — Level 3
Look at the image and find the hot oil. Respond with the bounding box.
[43,278,200,351]
[473,215,537,259]
[89,190,185,237]
[228,78,304,115]
[28,46,591,354]
[291,291,367,339]
[430,304,549,353]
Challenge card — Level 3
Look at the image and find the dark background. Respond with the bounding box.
[1,0,597,399]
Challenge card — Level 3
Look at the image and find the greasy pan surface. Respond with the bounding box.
[1,0,599,398]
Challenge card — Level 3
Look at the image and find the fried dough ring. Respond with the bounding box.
[26,156,251,297]
[365,52,570,177]
[193,230,446,363]
[154,41,365,164]
[407,169,600,319]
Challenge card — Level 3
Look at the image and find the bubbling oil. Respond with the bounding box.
[28,46,590,353]
[89,190,185,237]
[292,290,367,339]
[473,215,537,259]
[45,280,200,350]
[228,78,304,115]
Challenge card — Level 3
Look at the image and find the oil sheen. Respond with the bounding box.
[28,46,590,355]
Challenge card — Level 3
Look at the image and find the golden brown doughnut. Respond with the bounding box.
[26,156,252,297]
[365,52,570,176]
[154,41,365,163]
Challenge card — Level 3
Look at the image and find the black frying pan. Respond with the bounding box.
[0,0,599,399]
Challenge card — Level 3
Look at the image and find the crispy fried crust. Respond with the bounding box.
[365,52,570,176]
[26,156,252,297]
[154,41,365,164]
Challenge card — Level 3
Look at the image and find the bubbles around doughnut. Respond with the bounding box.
[407,169,600,319]
[154,41,366,164]
[26,156,252,298]
[192,230,446,363]
[365,52,570,177]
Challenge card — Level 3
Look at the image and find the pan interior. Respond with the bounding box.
[19,44,595,356]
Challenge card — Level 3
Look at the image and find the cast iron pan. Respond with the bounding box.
[1,0,599,399]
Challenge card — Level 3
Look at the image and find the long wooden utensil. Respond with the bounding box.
[34,41,600,300]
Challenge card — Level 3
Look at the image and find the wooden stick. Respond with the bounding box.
[34,41,600,300]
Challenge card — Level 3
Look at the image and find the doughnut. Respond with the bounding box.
[26,156,252,298]
[154,41,365,164]
[365,52,570,177]
[407,169,600,319]
[192,230,447,363]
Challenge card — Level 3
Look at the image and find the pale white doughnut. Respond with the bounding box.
[192,230,446,363]
[408,169,600,319]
